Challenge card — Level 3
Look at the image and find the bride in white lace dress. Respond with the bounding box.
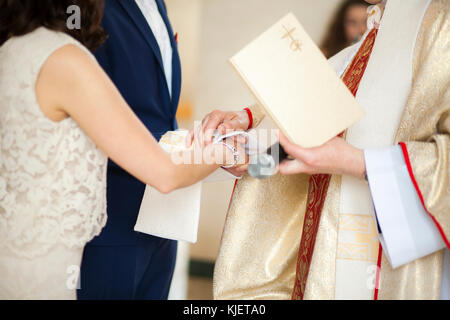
[0,2,242,299]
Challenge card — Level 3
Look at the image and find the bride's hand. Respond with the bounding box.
[188,121,248,169]
[278,133,366,179]
[210,136,248,168]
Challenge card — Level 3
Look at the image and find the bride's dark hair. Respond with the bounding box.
[0,0,107,51]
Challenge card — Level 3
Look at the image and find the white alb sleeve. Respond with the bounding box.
[364,145,445,268]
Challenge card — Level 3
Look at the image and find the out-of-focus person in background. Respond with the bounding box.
[320,0,369,58]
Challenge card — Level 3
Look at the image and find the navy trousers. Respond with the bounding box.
[77,234,177,300]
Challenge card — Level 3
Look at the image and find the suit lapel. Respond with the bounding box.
[119,0,181,114]
[155,0,175,47]
[118,0,165,74]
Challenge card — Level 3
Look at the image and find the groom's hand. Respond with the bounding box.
[186,109,250,147]
[186,109,251,177]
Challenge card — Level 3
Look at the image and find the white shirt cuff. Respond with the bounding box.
[364,146,445,268]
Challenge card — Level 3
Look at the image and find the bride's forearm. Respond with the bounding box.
[163,140,246,192]
[39,45,226,194]
[156,149,221,194]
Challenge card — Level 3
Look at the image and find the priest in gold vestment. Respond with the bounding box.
[212,0,449,300]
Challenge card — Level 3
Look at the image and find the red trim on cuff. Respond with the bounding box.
[374,243,383,300]
[399,142,450,249]
[244,107,253,130]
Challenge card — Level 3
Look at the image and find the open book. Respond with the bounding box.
[230,13,364,148]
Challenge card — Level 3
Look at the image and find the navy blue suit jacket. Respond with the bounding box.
[88,0,181,246]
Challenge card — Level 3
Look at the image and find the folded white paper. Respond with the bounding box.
[135,181,203,243]
[134,130,238,243]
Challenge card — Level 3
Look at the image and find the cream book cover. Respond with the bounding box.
[230,13,364,148]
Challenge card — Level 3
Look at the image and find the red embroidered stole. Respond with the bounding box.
[291,28,378,300]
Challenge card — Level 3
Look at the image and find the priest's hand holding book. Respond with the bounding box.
[278,132,366,180]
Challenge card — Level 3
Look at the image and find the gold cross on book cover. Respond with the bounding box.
[230,13,365,148]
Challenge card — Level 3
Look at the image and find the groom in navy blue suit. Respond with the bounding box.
[77,0,182,300]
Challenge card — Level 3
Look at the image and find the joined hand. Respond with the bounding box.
[187,109,251,177]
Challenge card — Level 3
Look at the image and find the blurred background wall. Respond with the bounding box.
[164,0,347,299]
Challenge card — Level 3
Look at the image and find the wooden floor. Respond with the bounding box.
[187,277,214,300]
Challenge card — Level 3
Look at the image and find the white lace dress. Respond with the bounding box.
[0,28,108,299]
